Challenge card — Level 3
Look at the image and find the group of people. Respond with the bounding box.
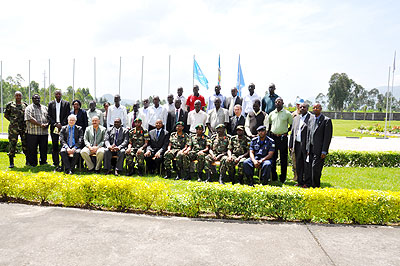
[5,83,332,187]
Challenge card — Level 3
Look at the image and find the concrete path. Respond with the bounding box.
[0,203,399,266]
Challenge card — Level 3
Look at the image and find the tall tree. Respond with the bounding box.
[327,73,352,111]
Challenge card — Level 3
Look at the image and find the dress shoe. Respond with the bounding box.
[9,157,14,168]
[94,169,101,174]
[105,170,113,175]
[114,170,119,176]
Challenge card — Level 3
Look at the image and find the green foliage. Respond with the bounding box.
[325,151,400,167]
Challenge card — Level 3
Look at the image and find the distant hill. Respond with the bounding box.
[374,86,400,98]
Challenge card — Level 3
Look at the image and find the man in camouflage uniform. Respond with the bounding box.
[163,121,190,180]
[125,118,149,176]
[5,91,28,168]
[182,124,210,182]
[224,125,251,184]
[206,124,230,183]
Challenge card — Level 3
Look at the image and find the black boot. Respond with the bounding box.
[137,167,144,176]
[175,170,182,180]
[197,172,203,182]
[181,170,188,181]
[237,174,244,185]
[9,157,14,168]
[228,171,236,184]
[163,170,172,179]
[219,173,225,184]
[205,171,211,182]
[127,167,135,176]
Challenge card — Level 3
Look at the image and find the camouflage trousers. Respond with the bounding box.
[184,151,208,173]
[8,127,27,158]
[164,149,185,171]
[125,149,145,169]
[206,154,228,174]
[222,155,247,176]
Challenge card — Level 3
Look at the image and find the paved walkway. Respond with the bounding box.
[0,203,399,266]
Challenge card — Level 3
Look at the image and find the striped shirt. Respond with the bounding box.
[25,103,49,135]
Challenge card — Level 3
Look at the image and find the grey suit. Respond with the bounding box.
[104,126,129,171]
[80,125,107,171]
[224,96,243,116]
[306,114,333,187]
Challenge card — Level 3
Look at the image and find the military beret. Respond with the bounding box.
[195,124,204,129]
[256,125,267,131]
[175,121,185,127]
[134,117,142,122]
[236,125,244,131]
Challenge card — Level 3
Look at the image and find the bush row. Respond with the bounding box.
[1,171,399,224]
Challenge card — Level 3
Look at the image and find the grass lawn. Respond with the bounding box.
[331,119,400,137]
[4,152,400,192]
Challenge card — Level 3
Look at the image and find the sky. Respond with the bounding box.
[1,0,399,104]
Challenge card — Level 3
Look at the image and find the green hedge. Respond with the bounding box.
[1,171,399,225]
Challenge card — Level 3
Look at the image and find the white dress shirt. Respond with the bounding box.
[55,101,61,123]
[207,94,226,113]
[148,105,168,127]
[107,104,128,129]
[138,107,151,130]
[187,109,208,133]
[164,103,175,113]
[242,93,261,115]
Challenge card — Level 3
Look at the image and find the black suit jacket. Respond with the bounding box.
[71,109,88,133]
[224,96,243,116]
[306,114,333,156]
[228,115,245,135]
[59,125,83,149]
[166,109,189,133]
[289,113,311,153]
[146,128,170,155]
[48,99,71,131]
[105,127,129,150]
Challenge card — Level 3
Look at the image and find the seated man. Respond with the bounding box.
[80,116,106,173]
[59,114,83,174]
[104,118,129,176]
[182,124,210,182]
[125,118,149,176]
[144,119,169,175]
[243,125,275,186]
[224,125,251,184]
[206,124,230,183]
[163,121,190,180]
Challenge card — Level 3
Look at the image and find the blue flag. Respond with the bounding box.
[236,55,245,96]
[194,58,209,89]
[218,54,221,85]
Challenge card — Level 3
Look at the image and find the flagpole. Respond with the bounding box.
[168,55,171,94]
[72,58,75,100]
[1,60,3,133]
[140,56,144,102]
[28,60,31,104]
[384,66,391,138]
[94,57,96,101]
[192,55,195,88]
[48,59,51,103]
[118,56,122,95]
[389,51,396,126]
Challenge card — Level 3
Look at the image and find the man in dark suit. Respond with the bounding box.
[224,87,243,117]
[289,103,311,187]
[59,114,83,174]
[144,119,169,174]
[228,104,245,135]
[104,118,129,176]
[166,98,188,133]
[48,90,70,171]
[306,103,333,188]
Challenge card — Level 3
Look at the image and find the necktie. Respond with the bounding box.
[115,129,119,145]
[175,110,179,123]
[236,116,239,124]
[93,129,97,146]
[69,127,73,147]
[156,130,160,140]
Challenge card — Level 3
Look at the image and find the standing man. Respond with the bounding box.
[206,98,229,135]
[48,89,70,170]
[80,116,106,173]
[241,83,261,116]
[87,100,104,126]
[107,94,127,129]
[267,97,293,183]
[207,85,225,112]
[206,124,230,184]
[104,118,129,176]
[245,99,268,138]
[262,83,279,115]
[290,98,305,181]
[59,114,83,174]
[225,87,243,117]
[176,87,186,109]
[125,118,149,176]
[138,98,151,130]
[243,126,275,186]
[102,102,110,128]
[224,125,250,184]
[289,103,311,187]
[148,95,168,131]
[163,121,190,180]
[186,85,206,112]
[5,91,28,168]
[144,119,169,174]
[166,98,188,133]
[228,105,245,136]
[24,94,49,167]
[127,103,140,130]
[164,94,175,113]
[187,100,208,134]
[306,103,333,188]
[183,124,210,182]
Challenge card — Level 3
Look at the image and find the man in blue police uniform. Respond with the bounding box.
[243,125,275,186]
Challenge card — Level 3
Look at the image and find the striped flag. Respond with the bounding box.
[218,54,221,85]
